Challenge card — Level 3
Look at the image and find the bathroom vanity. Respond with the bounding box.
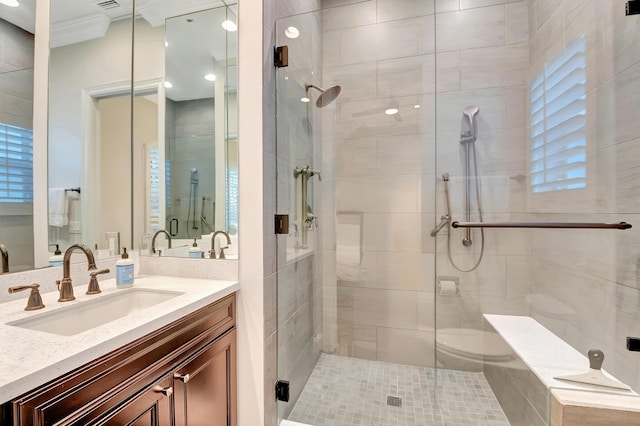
[0,276,239,426]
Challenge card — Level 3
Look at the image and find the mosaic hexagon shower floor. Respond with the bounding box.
[288,354,509,426]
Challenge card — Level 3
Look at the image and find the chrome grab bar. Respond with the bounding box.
[451,221,632,230]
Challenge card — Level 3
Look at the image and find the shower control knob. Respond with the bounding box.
[309,169,322,181]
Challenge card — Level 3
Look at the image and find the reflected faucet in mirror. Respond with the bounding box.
[209,231,231,259]
[151,230,172,254]
[0,243,8,274]
[56,244,109,302]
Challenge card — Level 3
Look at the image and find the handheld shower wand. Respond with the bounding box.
[462,105,480,143]
[461,106,480,246]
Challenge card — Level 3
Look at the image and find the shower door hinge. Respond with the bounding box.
[627,337,640,351]
[275,380,290,402]
[275,214,289,235]
[275,45,289,68]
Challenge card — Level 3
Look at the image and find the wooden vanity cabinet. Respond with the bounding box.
[4,293,236,426]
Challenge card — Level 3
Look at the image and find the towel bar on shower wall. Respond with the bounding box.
[451,221,632,230]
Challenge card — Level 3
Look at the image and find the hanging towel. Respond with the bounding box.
[49,188,68,227]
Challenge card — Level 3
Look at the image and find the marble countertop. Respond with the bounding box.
[0,275,239,404]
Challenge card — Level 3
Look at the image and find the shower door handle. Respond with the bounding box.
[170,218,179,236]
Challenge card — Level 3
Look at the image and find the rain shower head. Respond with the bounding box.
[462,105,480,143]
[190,168,199,184]
[305,84,341,108]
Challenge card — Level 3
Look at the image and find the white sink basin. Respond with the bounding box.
[7,288,184,336]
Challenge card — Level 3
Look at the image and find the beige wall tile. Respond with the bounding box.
[435,0,459,14]
[460,0,520,9]
[436,6,505,52]
[336,323,377,359]
[376,327,435,366]
[322,1,376,31]
[337,286,420,329]
[506,1,529,44]
[377,0,435,22]
[335,174,421,213]
[460,44,529,90]
[378,55,436,97]
[340,19,418,65]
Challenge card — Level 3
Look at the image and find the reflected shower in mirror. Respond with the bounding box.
[136,4,238,259]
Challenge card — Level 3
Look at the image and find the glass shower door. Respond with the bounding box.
[275,4,438,425]
[274,10,324,424]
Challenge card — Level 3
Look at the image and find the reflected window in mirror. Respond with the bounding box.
[0,13,35,272]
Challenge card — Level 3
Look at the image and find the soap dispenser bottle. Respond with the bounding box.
[49,244,63,267]
[188,238,203,258]
[116,247,134,288]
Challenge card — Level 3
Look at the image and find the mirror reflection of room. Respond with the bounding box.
[45,0,237,265]
[138,5,238,259]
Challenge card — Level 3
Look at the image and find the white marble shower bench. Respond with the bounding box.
[483,314,640,426]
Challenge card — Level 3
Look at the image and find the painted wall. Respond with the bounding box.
[0,18,35,272]
[528,0,640,392]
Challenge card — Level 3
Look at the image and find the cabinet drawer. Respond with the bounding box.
[11,294,235,426]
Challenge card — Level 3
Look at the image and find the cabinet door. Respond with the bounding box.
[91,375,173,426]
[174,330,236,426]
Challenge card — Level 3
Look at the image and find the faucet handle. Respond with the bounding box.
[87,268,110,295]
[209,249,216,259]
[218,246,229,260]
[8,283,45,311]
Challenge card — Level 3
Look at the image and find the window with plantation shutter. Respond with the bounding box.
[148,144,160,234]
[226,167,238,233]
[530,36,586,193]
[0,123,33,203]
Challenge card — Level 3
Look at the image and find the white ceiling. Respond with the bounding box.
[165,5,237,101]
[0,0,238,101]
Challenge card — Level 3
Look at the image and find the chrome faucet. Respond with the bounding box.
[209,230,231,259]
[56,244,109,302]
[0,242,8,274]
[151,229,172,254]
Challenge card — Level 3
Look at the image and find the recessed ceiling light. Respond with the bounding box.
[414,104,421,109]
[204,74,216,82]
[0,0,19,6]
[284,26,300,39]
[300,97,311,103]
[222,20,237,32]
[164,81,173,89]
[385,108,399,115]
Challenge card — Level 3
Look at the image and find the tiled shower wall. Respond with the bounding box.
[165,98,216,238]
[321,0,531,370]
[528,0,640,392]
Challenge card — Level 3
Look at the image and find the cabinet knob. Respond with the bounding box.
[153,385,173,397]
[174,372,190,383]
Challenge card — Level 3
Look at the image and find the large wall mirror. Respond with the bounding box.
[47,0,136,264]
[0,0,237,272]
[44,0,237,267]
[0,1,36,272]
[133,4,238,259]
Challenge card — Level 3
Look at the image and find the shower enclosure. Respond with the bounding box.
[274,1,640,425]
